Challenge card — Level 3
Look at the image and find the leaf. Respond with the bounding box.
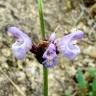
[92,79,96,95]
[88,92,94,96]
[76,68,87,89]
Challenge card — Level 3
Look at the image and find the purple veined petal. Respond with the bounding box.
[57,30,84,60]
[49,32,56,42]
[8,27,32,60]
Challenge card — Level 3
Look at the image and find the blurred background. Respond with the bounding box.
[0,0,96,96]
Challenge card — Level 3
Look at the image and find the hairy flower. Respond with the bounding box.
[58,30,84,60]
[42,43,57,67]
[8,27,32,60]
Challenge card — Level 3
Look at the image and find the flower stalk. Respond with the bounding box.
[37,0,45,39]
[37,0,48,96]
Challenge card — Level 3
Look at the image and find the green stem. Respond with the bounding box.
[43,67,48,96]
[37,0,48,96]
[37,0,45,39]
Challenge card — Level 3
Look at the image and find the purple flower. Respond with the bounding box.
[42,30,84,67]
[8,27,32,60]
[58,30,84,60]
[7,27,84,68]
[42,43,57,67]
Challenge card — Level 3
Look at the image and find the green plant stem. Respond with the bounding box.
[37,0,45,39]
[43,67,48,96]
[37,0,48,96]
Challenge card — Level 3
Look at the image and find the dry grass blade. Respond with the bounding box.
[0,69,26,96]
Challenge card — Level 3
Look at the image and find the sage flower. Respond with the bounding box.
[7,27,84,67]
[42,30,84,67]
[58,30,84,60]
[8,27,32,60]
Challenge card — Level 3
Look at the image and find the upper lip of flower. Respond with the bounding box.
[58,30,84,47]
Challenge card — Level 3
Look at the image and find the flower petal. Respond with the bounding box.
[70,30,84,40]
[43,43,56,59]
[8,27,32,60]
[62,44,80,60]
[8,27,26,38]
[42,43,57,67]
[12,42,26,60]
[58,30,84,60]
[58,30,84,46]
